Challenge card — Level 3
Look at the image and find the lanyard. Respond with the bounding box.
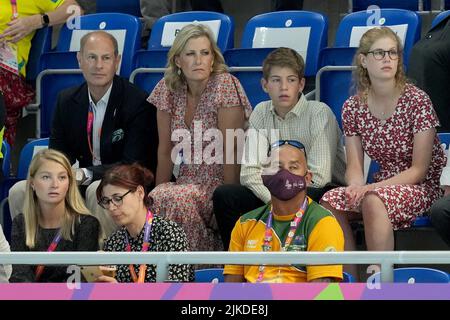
[256,198,308,283]
[34,230,62,282]
[124,209,154,283]
[87,103,101,163]
[10,0,18,19]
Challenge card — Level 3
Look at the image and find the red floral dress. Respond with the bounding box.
[148,73,252,251]
[321,84,446,230]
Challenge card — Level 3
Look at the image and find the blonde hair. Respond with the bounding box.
[164,23,228,92]
[353,27,407,100]
[23,149,91,248]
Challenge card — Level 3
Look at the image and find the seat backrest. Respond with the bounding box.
[96,0,141,16]
[438,132,450,156]
[132,49,169,94]
[317,47,357,129]
[335,9,421,66]
[38,53,85,138]
[394,267,449,283]
[194,268,225,283]
[17,138,50,180]
[351,0,431,12]
[148,11,234,52]
[1,140,10,178]
[432,10,450,28]
[56,13,141,77]
[224,47,274,108]
[241,11,328,77]
[343,271,355,283]
[26,26,52,83]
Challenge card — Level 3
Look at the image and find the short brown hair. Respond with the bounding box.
[262,47,305,80]
[96,163,155,208]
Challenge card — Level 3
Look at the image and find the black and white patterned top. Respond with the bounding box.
[103,216,194,282]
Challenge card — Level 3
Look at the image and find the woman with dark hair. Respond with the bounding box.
[96,163,193,283]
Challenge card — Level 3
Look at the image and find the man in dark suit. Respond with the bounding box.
[407,14,450,132]
[9,31,158,237]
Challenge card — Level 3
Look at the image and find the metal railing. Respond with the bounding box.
[315,65,357,102]
[2,251,450,282]
[28,69,83,138]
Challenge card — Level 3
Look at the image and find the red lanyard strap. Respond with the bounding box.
[35,230,62,282]
[124,209,154,283]
[10,0,18,19]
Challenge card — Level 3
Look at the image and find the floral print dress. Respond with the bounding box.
[148,73,252,251]
[321,84,446,229]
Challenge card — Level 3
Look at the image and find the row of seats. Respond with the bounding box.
[94,0,450,16]
[29,9,450,137]
[2,132,450,240]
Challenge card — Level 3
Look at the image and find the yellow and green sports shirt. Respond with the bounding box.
[224,197,344,283]
[0,0,65,77]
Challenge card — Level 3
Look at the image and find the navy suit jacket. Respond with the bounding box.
[50,76,158,181]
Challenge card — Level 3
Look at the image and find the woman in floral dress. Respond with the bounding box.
[321,27,446,276]
[148,24,252,252]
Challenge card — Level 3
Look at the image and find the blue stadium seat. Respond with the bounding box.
[131,49,169,94]
[432,10,450,28]
[224,47,274,108]
[96,0,141,16]
[56,13,142,77]
[335,9,421,66]
[343,271,355,283]
[350,0,431,12]
[37,61,84,138]
[194,268,225,283]
[393,267,449,283]
[240,11,328,77]
[16,138,50,180]
[225,11,327,107]
[26,26,52,83]
[0,138,49,241]
[148,11,234,52]
[315,47,357,129]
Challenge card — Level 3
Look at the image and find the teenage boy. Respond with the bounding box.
[214,47,346,248]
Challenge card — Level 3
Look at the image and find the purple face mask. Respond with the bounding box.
[262,169,307,201]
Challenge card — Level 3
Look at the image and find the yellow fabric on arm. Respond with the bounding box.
[0,0,65,77]
[0,126,4,158]
[306,216,344,282]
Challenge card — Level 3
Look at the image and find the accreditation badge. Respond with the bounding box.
[0,41,19,75]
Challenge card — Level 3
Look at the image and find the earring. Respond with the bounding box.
[177,68,181,76]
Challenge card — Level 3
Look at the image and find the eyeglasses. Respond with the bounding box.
[98,190,132,209]
[366,49,399,60]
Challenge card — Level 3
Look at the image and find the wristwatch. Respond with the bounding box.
[41,14,50,27]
